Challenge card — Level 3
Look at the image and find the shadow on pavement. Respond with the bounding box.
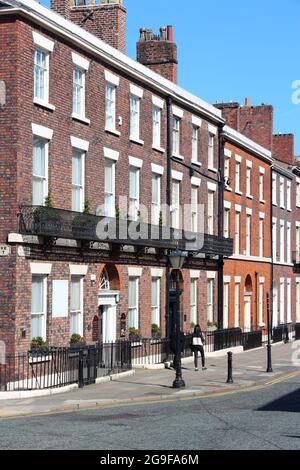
[258,388,300,413]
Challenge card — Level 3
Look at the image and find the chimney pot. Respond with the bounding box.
[245,98,251,107]
[167,25,173,42]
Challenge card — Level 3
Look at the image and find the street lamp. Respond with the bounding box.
[169,250,187,389]
[266,292,273,373]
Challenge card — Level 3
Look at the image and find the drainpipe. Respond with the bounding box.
[165,96,173,339]
[217,124,225,328]
[255,271,258,329]
[270,165,274,334]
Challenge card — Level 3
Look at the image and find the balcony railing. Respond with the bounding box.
[18,206,233,257]
[293,251,300,265]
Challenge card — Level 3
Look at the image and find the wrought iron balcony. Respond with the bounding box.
[293,251,300,272]
[18,206,233,257]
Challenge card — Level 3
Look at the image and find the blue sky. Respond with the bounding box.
[42,0,300,154]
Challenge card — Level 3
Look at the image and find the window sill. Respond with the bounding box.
[72,113,90,125]
[172,153,184,160]
[236,191,243,196]
[191,160,202,167]
[225,187,232,192]
[152,145,165,154]
[272,202,278,207]
[105,127,121,137]
[130,137,144,146]
[208,167,218,174]
[260,199,266,205]
[246,194,253,200]
[33,98,55,111]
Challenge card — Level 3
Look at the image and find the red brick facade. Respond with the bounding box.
[0,4,222,354]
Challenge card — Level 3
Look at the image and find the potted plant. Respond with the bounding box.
[151,324,162,340]
[30,336,49,353]
[70,334,86,349]
[72,199,97,240]
[33,190,62,236]
[128,327,141,342]
[207,321,218,332]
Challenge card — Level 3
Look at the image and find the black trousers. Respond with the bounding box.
[194,346,205,369]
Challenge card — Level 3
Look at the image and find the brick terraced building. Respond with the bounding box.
[0,0,233,354]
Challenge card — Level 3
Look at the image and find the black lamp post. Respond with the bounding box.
[169,250,187,389]
[266,292,273,373]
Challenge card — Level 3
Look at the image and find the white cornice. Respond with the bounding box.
[2,0,223,124]
[223,125,273,163]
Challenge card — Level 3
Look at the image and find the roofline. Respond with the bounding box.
[222,125,273,164]
[0,0,224,124]
[272,162,294,179]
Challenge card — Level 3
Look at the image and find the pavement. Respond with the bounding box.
[0,340,299,419]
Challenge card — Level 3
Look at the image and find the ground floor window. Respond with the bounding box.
[190,279,197,326]
[31,275,47,340]
[128,277,139,330]
[151,278,160,327]
[223,283,229,329]
[234,283,240,328]
[70,276,83,337]
[207,279,214,324]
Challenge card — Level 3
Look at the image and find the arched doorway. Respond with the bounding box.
[244,275,253,331]
[96,265,121,343]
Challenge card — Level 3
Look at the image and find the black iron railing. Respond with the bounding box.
[18,206,233,257]
[296,324,300,341]
[273,323,296,344]
[0,343,132,392]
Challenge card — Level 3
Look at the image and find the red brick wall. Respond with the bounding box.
[223,141,272,329]
[216,103,274,152]
[51,3,127,53]
[1,15,221,352]
[273,134,294,165]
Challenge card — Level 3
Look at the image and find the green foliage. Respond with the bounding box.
[83,199,91,215]
[128,327,141,339]
[151,324,161,335]
[44,190,54,208]
[70,334,85,345]
[31,337,48,350]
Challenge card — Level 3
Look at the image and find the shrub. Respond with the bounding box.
[31,337,48,350]
[128,327,141,339]
[70,334,85,345]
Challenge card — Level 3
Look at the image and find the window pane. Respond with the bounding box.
[128,279,137,308]
[31,315,42,339]
[32,277,43,314]
[72,152,83,186]
[71,278,81,312]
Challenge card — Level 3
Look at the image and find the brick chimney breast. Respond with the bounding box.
[51,0,126,53]
[136,26,178,83]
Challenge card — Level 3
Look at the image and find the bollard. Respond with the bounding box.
[78,349,84,389]
[227,352,233,384]
[266,344,273,373]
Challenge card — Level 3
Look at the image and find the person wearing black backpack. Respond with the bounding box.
[191,324,207,371]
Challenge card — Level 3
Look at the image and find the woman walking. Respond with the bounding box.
[191,325,207,371]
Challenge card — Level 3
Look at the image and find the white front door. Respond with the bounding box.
[99,294,117,343]
[244,296,251,331]
[102,304,117,343]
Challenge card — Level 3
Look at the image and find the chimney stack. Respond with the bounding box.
[50,0,126,53]
[245,97,251,107]
[136,25,178,83]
